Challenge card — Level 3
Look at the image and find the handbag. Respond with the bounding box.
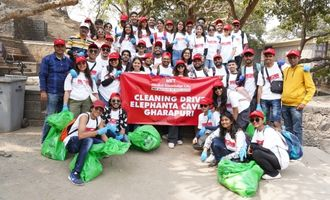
[265,65,283,94]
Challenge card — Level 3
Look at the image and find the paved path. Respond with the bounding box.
[1,127,330,200]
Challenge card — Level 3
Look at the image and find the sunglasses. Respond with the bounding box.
[233,24,240,27]
[111,99,121,103]
[250,117,261,123]
[213,86,222,90]
[89,50,98,54]
[200,104,209,108]
[244,54,254,57]
[102,48,110,52]
[177,65,185,68]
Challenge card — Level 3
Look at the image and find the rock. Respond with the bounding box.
[318,120,330,131]
[319,139,330,154]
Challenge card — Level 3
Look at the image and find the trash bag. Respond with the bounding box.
[69,138,131,182]
[41,127,67,160]
[47,111,74,130]
[217,159,264,197]
[128,125,161,151]
[245,123,255,138]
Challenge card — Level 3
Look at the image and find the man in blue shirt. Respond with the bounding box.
[39,38,73,143]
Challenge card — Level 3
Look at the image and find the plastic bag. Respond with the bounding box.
[128,125,161,151]
[217,159,264,197]
[47,111,74,130]
[69,138,131,182]
[245,123,255,138]
[41,127,67,160]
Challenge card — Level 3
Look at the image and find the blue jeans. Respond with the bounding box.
[172,50,183,67]
[41,93,63,143]
[66,136,104,173]
[204,59,215,69]
[261,99,281,123]
[211,137,233,162]
[98,92,109,107]
[282,105,303,144]
[106,130,129,142]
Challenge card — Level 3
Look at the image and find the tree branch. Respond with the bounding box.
[240,0,259,27]
[111,3,122,14]
[0,0,78,23]
[300,56,330,64]
[305,31,330,43]
[226,0,238,20]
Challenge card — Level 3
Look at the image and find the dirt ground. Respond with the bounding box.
[1,127,330,200]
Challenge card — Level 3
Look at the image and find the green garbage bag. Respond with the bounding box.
[47,111,74,130]
[217,159,264,197]
[128,125,161,151]
[41,127,67,160]
[69,138,131,182]
[246,123,255,138]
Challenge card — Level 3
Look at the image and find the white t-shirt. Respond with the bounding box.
[213,66,228,87]
[257,63,283,100]
[96,56,109,70]
[87,60,103,82]
[152,65,173,76]
[226,90,250,114]
[64,73,98,101]
[220,34,237,63]
[186,32,194,49]
[137,29,152,48]
[191,36,206,56]
[172,32,189,51]
[251,126,289,169]
[63,112,102,146]
[166,32,174,44]
[153,31,167,51]
[189,68,210,78]
[153,57,162,66]
[119,35,136,58]
[206,35,220,60]
[227,73,238,91]
[98,67,120,102]
[197,111,220,129]
[224,130,246,158]
[243,66,256,99]
[231,30,248,56]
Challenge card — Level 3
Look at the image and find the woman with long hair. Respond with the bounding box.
[119,23,137,57]
[181,48,193,71]
[94,27,107,48]
[191,24,207,57]
[172,60,189,77]
[137,16,152,52]
[172,20,189,66]
[129,57,146,73]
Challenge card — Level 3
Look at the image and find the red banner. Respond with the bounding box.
[120,73,218,125]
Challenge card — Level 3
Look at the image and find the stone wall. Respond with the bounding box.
[14,18,47,41]
[22,40,53,63]
[24,86,45,127]
[0,20,15,38]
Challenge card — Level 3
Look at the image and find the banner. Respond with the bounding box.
[120,73,219,126]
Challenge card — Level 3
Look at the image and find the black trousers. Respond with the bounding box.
[252,145,281,176]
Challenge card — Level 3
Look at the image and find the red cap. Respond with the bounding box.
[193,53,203,61]
[162,52,171,58]
[105,34,114,41]
[120,14,129,21]
[199,98,212,105]
[144,53,153,59]
[84,17,92,23]
[137,40,146,46]
[232,19,240,25]
[215,18,223,25]
[175,60,186,67]
[165,20,173,25]
[186,20,193,26]
[213,54,222,60]
[286,50,301,57]
[75,56,86,64]
[154,40,162,47]
[223,24,232,31]
[263,48,276,56]
[88,43,99,49]
[213,80,224,88]
[54,38,65,46]
[108,52,120,60]
[243,48,255,55]
[249,110,264,119]
[109,92,121,101]
[101,43,110,49]
[92,100,105,110]
[139,16,147,23]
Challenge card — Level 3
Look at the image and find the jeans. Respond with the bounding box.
[66,136,104,173]
[282,105,303,144]
[172,50,183,67]
[41,93,63,143]
[252,146,280,176]
[168,126,183,144]
[98,92,109,107]
[211,137,233,162]
[106,129,129,142]
[204,59,215,69]
[261,99,281,122]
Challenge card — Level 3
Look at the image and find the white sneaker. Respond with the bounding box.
[168,142,175,149]
[177,140,183,145]
[262,173,281,180]
[205,154,215,163]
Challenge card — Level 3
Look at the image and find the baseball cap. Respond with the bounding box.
[186,20,193,26]
[175,60,186,66]
[215,18,223,25]
[193,54,203,61]
[199,98,212,105]
[162,52,171,58]
[249,110,264,119]
[80,22,90,29]
[84,18,92,23]
[139,16,147,23]
[165,20,173,25]
[109,92,121,101]
[243,48,255,55]
[108,52,120,60]
[223,24,232,31]
[101,43,110,49]
[263,48,276,56]
[286,50,301,57]
[75,56,86,64]
[105,34,114,42]
[120,14,129,21]
[137,40,146,46]
[91,100,105,110]
[88,43,99,49]
[54,38,65,46]
[154,40,162,47]
[232,19,240,25]
[213,54,222,60]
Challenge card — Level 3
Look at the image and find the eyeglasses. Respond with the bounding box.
[111,99,121,103]
[200,104,209,108]
[102,48,110,52]
[250,117,261,123]
[89,50,98,54]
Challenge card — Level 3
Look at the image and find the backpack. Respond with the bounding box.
[60,113,97,141]
[238,63,263,86]
[280,130,303,160]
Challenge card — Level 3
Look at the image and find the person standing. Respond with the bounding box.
[231,19,248,67]
[39,39,72,142]
[281,50,316,144]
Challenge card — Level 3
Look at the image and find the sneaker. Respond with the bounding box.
[177,140,183,145]
[68,171,84,185]
[262,173,281,180]
[205,154,215,163]
[168,142,175,149]
[208,160,218,167]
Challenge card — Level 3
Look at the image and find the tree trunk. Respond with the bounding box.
[0,0,78,23]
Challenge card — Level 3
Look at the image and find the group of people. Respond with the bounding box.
[39,14,316,185]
